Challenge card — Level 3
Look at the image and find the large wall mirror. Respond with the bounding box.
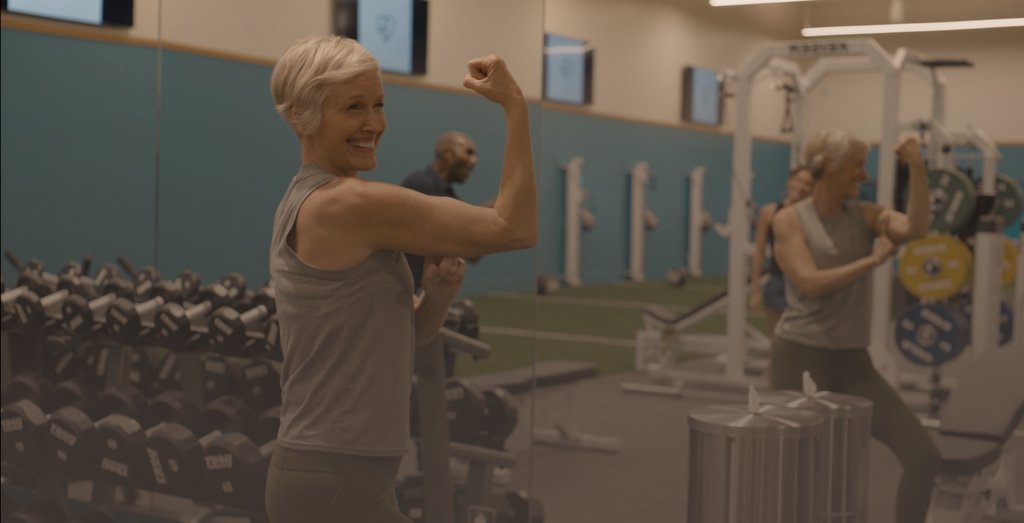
[531,1,1023,522]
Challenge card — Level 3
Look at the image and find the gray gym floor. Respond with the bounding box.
[494,370,1000,523]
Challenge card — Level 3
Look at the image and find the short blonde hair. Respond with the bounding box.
[803,129,868,180]
[271,36,378,136]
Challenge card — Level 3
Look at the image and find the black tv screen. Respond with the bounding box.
[2,0,133,26]
[543,34,593,105]
[333,0,428,75]
[682,66,723,126]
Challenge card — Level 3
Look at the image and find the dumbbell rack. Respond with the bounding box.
[415,327,518,523]
[1,259,282,522]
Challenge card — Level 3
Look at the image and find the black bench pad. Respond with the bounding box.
[467,360,597,394]
[935,433,1002,477]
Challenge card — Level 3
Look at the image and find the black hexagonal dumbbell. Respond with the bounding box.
[230,358,282,413]
[1,398,49,464]
[410,378,486,444]
[208,286,276,353]
[105,280,182,344]
[153,274,246,347]
[42,385,192,481]
[202,354,237,402]
[171,269,202,303]
[12,266,126,335]
[478,387,519,451]
[59,276,135,338]
[39,336,87,384]
[1,374,141,479]
[144,395,255,497]
[11,287,74,333]
[202,430,275,510]
[116,257,161,297]
[445,299,480,339]
[3,382,88,478]
[10,267,130,335]
[91,388,201,487]
[2,372,53,408]
[40,378,104,477]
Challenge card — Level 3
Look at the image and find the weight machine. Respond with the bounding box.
[687,166,735,279]
[626,162,653,282]
[415,327,520,523]
[724,38,1004,388]
[563,157,588,287]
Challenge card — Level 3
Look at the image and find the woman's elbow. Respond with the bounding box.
[515,228,538,249]
[496,221,537,250]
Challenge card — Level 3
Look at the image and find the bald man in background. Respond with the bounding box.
[401,131,485,377]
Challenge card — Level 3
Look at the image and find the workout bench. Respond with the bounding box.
[469,359,621,454]
[927,347,1024,523]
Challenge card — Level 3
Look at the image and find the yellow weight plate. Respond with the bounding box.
[898,235,973,300]
[1004,237,1019,287]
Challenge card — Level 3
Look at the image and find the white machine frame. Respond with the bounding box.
[563,157,586,287]
[728,38,909,385]
[687,166,734,278]
[925,122,1004,355]
[626,162,652,282]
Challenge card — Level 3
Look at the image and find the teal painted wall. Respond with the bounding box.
[4,28,1022,292]
[1,29,159,280]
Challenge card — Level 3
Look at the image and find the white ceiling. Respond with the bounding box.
[675,0,1024,39]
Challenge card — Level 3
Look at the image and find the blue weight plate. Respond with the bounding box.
[894,304,970,367]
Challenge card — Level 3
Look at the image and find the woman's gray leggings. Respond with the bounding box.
[265,446,412,523]
[770,338,941,523]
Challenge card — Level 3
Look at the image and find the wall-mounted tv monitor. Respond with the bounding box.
[2,0,133,26]
[543,34,593,105]
[333,0,428,75]
[682,66,723,126]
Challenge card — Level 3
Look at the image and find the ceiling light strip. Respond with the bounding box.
[710,0,815,5]
[802,18,1024,37]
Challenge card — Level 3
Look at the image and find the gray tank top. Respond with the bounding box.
[269,164,415,456]
[774,198,874,348]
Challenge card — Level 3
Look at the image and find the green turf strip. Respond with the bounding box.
[456,279,768,378]
[548,278,727,305]
[455,335,635,378]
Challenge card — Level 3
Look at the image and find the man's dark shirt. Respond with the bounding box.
[401,165,457,289]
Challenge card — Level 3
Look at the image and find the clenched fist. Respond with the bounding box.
[463,55,524,108]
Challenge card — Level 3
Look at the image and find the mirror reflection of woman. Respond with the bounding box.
[770,130,936,523]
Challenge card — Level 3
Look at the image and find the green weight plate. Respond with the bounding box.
[925,168,976,232]
[994,174,1024,227]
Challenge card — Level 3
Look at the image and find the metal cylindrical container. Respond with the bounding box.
[687,391,824,523]
[761,376,873,523]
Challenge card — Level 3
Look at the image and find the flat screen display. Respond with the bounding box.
[3,0,133,26]
[543,34,593,105]
[682,66,722,126]
[333,0,428,75]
